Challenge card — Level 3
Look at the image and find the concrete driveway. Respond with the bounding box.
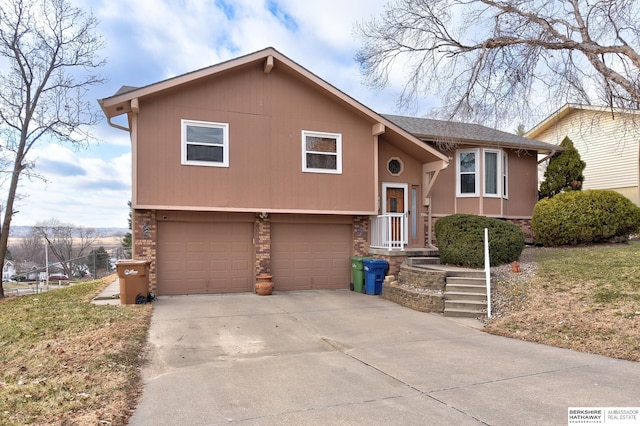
[129,290,639,426]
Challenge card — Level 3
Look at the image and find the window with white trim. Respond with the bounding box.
[457,148,509,198]
[302,130,342,174]
[457,149,479,196]
[484,149,501,196]
[181,119,229,167]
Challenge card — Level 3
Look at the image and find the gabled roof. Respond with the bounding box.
[526,103,640,139]
[98,47,449,164]
[384,114,560,154]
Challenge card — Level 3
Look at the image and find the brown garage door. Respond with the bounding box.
[156,221,253,295]
[271,223,352,291]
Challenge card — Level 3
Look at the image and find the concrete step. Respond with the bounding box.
[445,291,487,302]
[446,276,486,285]
[445,299,486,311]
[406,256,440,267]
[443,308,487,318]
[445,283,487,294]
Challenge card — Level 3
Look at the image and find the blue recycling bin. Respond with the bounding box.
[363,259,388,295]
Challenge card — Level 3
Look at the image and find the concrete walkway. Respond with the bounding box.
[91,279,121,305]
[127,290,639,425]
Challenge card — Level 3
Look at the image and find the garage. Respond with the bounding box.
[156,220,254,295]
[271,222,352,291]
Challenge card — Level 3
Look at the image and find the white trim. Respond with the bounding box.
[503,151,509,199]
[301,130,342,174]
[456,148,479,197]
[181,119,229,167]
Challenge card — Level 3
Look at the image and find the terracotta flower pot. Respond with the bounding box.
[255,274,274,295]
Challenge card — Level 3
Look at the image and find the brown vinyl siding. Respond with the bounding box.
[134,62,376,213]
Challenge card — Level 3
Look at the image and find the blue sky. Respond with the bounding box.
[9,0,438,229]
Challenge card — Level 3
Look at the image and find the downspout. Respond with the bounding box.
[105,116,130,132]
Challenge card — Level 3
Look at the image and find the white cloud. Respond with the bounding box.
[10,144,131,228]
[6,0,437,229]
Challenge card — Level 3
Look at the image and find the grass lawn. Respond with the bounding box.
[0,275,152,425]
[486,241,640,362]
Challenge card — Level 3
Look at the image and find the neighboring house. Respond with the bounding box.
[2,260,16,281]
[527,103,640,205]
[98,47,558,296]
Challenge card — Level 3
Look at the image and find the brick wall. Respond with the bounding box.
[133,209,157,293]
[381,283,445,313]
[380,264,446,313]
[397,264,446,291]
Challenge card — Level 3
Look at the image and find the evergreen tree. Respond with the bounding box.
[539,136,586,199]
[121,201,132,258]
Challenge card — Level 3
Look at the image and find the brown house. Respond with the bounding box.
[98,47,557,296]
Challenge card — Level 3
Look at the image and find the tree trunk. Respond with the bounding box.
[0,158,24,299]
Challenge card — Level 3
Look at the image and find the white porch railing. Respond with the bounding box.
[370,214,407,250]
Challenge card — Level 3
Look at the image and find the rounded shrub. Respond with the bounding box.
[532,190,640,246]
[434,214,525,268]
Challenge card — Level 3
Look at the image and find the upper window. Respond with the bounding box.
[457,149,478,196]
[181,119,229,167]
[457,148,508,198]
[302,131,342,174]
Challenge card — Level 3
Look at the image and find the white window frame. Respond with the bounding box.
[456,149,479,197]
[502,151,509,198]
[483,149,502,197]
[301,130,342,174]
[181,119,229,167]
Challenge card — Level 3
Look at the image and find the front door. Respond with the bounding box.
[382,183,408,246]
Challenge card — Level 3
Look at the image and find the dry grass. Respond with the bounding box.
[486,242,640,362]
[0,275,152,425]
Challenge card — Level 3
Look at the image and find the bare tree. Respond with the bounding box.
[355,0,640,128]
[0,0,105,297]
[33,219,100,278]
[11,227,45,264]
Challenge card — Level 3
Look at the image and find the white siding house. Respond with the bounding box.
[527,104,640,205]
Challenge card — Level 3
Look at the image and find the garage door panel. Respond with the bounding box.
[157,221,253,295]
[272,223,351,291]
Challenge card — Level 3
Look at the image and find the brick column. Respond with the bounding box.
[133,209,157,293]
[353,216,369,256]
[255,214,271,276]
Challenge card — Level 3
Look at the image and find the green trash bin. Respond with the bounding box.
[350,257,371,293]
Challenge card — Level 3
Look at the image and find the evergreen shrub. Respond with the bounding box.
[434,214,525,267]
[532,190,640,246]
